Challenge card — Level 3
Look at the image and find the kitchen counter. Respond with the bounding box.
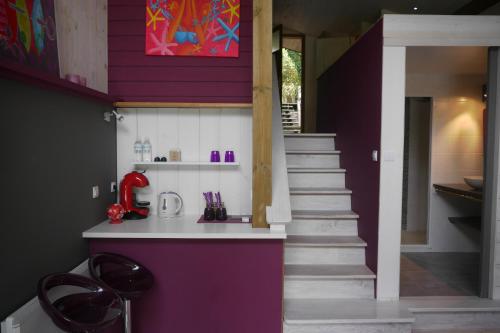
[82,215,287,239]
[433,183,482,202]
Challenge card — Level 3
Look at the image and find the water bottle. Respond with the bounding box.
[143,137,152,162]
[133,139,143,161]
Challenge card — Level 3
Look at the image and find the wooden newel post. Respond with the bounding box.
[252,0,272,228]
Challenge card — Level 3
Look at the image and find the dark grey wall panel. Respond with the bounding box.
[0,78,116,319]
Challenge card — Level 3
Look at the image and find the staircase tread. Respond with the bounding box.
[284,299,415,324]
[285,264,375,279]
[292,210,359,219]
[285,133,336,137]
[288,167,346,173]
[286,235,367,247]
[286,149,341,154]
[290,187,352,194]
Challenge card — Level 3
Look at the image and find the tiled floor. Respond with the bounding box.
[400,252,479,297]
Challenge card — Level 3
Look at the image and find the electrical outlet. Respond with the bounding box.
[110,182,117,193]
[92,186,100,199]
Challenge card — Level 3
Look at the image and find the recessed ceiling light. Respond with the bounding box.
[413,6,418,11]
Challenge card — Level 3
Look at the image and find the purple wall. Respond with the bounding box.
[316,21,383,275]
[91,239,283,333]
[108,0,252,103]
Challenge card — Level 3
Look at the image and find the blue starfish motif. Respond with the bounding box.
[160,8,173,20]
[213,18,239,52]
[149,0,160,11]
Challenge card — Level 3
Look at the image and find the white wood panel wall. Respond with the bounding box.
[116,108,252,217]
[54,0,108,93]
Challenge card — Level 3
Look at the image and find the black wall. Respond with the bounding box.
[0,78,117,319]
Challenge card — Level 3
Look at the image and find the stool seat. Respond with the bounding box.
[38,273,123,333]
[89,253,154,299]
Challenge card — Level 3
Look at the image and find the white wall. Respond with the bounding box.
[116,108,252,216]
[407,71,486,252]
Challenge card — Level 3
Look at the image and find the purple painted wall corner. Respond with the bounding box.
[316,20,383,277]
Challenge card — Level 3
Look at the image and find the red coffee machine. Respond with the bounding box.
[119,171,150,220]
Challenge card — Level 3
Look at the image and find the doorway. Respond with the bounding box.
[401,97,431,246]
[273,26,305,133]
[399,46,488,298]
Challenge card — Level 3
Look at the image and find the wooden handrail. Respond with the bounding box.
[266,58,292,228]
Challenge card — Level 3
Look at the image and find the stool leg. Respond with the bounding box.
[124,299,132,333]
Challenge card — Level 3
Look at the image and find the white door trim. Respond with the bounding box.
[377,14,500,300]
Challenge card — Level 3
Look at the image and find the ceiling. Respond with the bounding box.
[273,0,499,37]
[406,47,488,75]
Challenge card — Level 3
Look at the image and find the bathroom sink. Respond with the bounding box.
[464,176,483,190]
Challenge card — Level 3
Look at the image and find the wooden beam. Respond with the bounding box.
[252,0,272,228]
[113,102,253,109]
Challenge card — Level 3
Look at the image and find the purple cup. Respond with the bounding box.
[224,151,231,162]
[210,150,220,162]
[227,150,235,162]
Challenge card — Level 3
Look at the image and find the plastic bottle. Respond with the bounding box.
[143,137,152,162]
[134,139,143,161]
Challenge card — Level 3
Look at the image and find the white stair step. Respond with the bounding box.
[288,169,346,188]
[285,133,337,137]
[290,188,352,211]
[285,236,366,265]
[402,297,500,331]
[287,218,358,236]
[286,151,340,168]
[284,299,414,333]
[285,134,336,151]
[285,279,374,299]
[287,235,366,247]
[292,210,359,220]
[285,264,375,279]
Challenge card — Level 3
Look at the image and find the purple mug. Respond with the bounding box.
[210,150,220,162]
[225,150,235,162]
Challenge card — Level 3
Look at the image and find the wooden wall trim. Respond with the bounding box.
[252,0,273,228]
[113,102,253,109]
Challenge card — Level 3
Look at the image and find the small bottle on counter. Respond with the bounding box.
[143,137,152,162]
[134,138,143,161]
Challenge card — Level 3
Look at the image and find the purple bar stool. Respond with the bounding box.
[88,253,154,333]
[38,273,123,333]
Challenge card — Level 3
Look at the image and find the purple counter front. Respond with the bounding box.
[90,238,284,333]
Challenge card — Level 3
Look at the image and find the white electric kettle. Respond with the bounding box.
[158,191,183,218]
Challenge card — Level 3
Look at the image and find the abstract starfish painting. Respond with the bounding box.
[145,0,240,57]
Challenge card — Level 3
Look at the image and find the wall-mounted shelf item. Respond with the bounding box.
[433,183,482,202]
[133,161,239,167]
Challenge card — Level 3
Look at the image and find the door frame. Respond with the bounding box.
[377,14,500,300]
[401,97,433,250]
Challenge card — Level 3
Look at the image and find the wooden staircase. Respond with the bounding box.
[283,133,414,333]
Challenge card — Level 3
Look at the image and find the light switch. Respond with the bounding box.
[92,186,100,199]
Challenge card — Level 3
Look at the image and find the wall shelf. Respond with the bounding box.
[114,102,253,109]
[133,161,239,167]
[0,58,114,105]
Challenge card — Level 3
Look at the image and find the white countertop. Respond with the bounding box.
[82,215,287,240]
